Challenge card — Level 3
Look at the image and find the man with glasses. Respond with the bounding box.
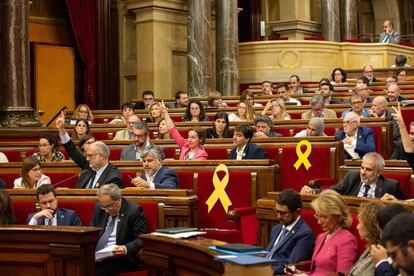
[362,65,379,83]
[276,82,301,106]
[27,184,81,226]
[113,115,140,141]
[56,111,122,188]
[134,90,155,110]
[301,95,337,119]
[120,121,164,161]
[342,94,370,118]
[92,184,148,275]
[266,189,314,275]
[300,152,404,199]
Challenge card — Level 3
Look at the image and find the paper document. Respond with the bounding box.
[151,231,206,239]
[95,245,116,261]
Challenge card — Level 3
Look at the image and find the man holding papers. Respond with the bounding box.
[92,184,148,276]
[266,189,315,275]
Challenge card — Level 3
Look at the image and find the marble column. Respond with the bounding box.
[321,0,340,41]
[0,0,42,127]
[342,0,358,40]
[216,0,238,96]
[187,0,211,97]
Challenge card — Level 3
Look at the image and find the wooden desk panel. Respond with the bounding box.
[0,225,100,276]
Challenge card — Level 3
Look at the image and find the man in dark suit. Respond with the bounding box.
[134,90,155,110]
[92,184,148,276]
[254,115,282,138]
[56,111,122,188]
[301,152,404,199]
[130,146,178,189]
[229,124,267,160]
[370,96,400,142]
[27,184,81,226]
[266,189,314,275]
[379,20,400,44]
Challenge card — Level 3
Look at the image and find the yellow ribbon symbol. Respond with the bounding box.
[205,164,232,213]
[293,140,312,170]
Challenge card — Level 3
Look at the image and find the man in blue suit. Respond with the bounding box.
[27,184,81,226]
[266,189,314,275]
[130,146,178,189]
[229,124,267,160]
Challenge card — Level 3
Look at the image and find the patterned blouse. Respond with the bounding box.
[32,151,65,162]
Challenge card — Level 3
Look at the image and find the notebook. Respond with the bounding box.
[215,243,264,253]
[155,227,198,234]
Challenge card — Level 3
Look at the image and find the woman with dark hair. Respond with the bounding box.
[0,190,16,224]
[183,99,209,122]
[205,112,233,139]
[207,91,228,108]
[79,134,96,156]
[32,134,65,162]
[396,68,408,82]
[71,119,91,141]
[161,102,208,160]
[331,68,347,84]
[13,157,51,189]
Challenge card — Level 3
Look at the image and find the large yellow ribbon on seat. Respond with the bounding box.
[205,164,232,213]
[293,140,312,170]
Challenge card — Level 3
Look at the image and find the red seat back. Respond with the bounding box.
[109,148,122,160]
[58,200,96,225]
[196,171,251,229]
[0,173,20,189]
[163,147,177,159]
[93,132,110,140]
[382,172,412,199]
[12,201,36,224]
[263,147,279,164]
[138,202,159,232]
[2,150,22,162]
[368,126,383,157]
[300,209,323,236]
[176,171,193,189]
[121,171,138,187]
[205,148,228,160]
[47,172,79,188]
[279,146,331,191]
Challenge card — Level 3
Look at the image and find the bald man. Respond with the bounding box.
[387,84,406,103]
[379,20,400,44]
[370,96,401,142]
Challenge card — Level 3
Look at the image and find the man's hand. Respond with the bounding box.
[55,111,67,135]
[300,185,315,194]
[112,245,126,256]
[381,193,398,201]
[131,176,150,189]
[370,244,388,265]
[391,102,405,127]
[33,209,54,220]
[255,131,268,139]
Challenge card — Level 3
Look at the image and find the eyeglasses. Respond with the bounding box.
[351,101,363,106]
[274,209,292,216]
[133,134,146,139]
[38,143,51,148]
[31,167,42,172]
[99,201,117,210]
[343,120,356,125]
[314,214,328,221]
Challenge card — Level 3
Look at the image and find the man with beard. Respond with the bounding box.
[300,152,404,199]
[229,124,267,160]
[113,115,140,141]
[27,184,81,226]
[120,121,164,161]
[266,189,314,275]
[130,146,178,189]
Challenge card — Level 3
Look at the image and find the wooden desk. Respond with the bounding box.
[0,225,100,276]
[140,234,273,276]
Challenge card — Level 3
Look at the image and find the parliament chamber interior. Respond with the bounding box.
[0,0,414,275]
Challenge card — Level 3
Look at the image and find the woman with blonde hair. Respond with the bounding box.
[207,91,228,108]
[262,98,291,121]
[71,104,93,123]
[146,101,163,123]
[286,190,358,276]
[14,157,51,189]
[347,202,385,276]
[228,100,255,122]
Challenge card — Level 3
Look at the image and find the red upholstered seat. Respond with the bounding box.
[93,132,110,140]
[401,109,414,130]
[205,148,228,160]
[263,147,279,164]
[304,36,325,41]
[138,202,158,232]
[163,147,177,159]
[121,171,138,188]
[279,146,331,192]
[176,171,194,189]
[25,149,38,158]
[0,172,20,189]
[272,127,291,137]
[178,129,189,138]
[110,148,122,160]
[382,172,412,199]
[58,200,96,225]
[368,126,384,158]
[170,115,183,122]
[47,172,79,188]
[12,201,36,224]
[196,170,257,244]
[290,113,302,119]
[2,150,22,162]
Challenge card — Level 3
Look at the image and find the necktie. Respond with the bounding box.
[87,171,97,189]
[96,215,117,251]
[47,216,53,225]
[362,184,370,198]
[267,227,289,258]
[382,35,389,43]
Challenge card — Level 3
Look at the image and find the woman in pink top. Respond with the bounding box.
[286,190,358,276]
[161,102,208,160]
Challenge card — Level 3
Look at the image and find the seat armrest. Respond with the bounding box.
[308,178,336,189]
[228,207,256,221]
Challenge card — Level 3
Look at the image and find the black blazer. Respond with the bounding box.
[330,171,404,199]
[205,128,233,139]
[91,198,148,263]
[228,142,267,160]
[141,166,178,189]
[63,138,122,188]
